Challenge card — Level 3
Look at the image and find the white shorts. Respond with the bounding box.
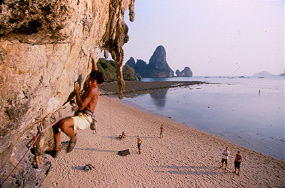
[72,112,92,130]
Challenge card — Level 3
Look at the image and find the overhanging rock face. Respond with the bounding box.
[0,0,135,183]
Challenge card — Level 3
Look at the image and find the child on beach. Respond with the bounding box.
[233,151,242,176]
[160,125,165,138]
[137,136,142,154]
[118,132,126,140]
[221,147,230,170]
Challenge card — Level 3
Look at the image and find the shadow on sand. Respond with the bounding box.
[72,166,86,171]
[102,135,156,140]
[151,165,223,176]
[75,148,117,153]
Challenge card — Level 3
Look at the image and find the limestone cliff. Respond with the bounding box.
[126,57,149,78]
[176,67,193,77]
[126,45,174,78]
[148,45,173,78]
[0,0,135,185]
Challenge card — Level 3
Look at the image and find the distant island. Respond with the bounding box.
[126,45,193,78]
[252,70,285,77]
[252,71,274,78]
[176,67,193,77]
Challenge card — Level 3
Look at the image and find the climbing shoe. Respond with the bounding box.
[46,150,58,158]
[66,135,77,153]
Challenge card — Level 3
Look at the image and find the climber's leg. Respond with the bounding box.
[47,117,75,157]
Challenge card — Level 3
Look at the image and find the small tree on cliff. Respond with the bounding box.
[97,58,136,81]
[97,58,117,81]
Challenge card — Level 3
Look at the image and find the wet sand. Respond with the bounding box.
[42,95,285,187]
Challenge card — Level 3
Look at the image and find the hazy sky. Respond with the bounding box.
[122,0,284,76]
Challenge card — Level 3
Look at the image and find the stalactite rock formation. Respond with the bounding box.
[0,0,135,185]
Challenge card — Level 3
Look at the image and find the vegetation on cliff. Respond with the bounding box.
[98,58,136,81]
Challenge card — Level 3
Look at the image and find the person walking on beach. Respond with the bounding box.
[233,151,242,176]
[137,136,142,154]
[221,147,230,170]
[160,125,165,138]
[47,51,104,158]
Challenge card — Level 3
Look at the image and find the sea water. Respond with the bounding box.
[121,76,285,160]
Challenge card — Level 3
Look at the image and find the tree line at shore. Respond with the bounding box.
[97,58,137,81]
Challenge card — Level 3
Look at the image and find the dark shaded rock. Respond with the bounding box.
[126,57,136,69]
[126,46,174,78]
[176,70,181,77]
[176,67,193,77]
[126,58,149,78]
[148,45,173,78]
[135,59,149,77]
[0,0,69,44]
[0,140,52,188]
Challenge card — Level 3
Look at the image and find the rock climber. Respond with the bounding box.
[46,51,104,158]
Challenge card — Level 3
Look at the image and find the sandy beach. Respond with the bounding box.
[41,95,285,187]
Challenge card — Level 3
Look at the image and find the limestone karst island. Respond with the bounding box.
[126,45,193,78]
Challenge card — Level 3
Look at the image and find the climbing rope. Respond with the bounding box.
[0,107,74,187]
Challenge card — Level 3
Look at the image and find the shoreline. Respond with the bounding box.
[120,98,284,162]
[41,96,285,187]
[99,80,208,97]
[102,80,284,161]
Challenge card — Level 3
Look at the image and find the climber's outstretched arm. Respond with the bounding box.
[90,52,98,71]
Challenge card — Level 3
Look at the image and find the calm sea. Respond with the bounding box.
[121,76,285,161]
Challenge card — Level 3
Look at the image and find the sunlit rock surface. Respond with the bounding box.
[0,0,135,186]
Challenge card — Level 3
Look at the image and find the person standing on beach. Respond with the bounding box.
[233,151,242,176]
[221,147,230,170]
[160,125,165,138]
[47,51,104,158]
[137,136,142,154]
